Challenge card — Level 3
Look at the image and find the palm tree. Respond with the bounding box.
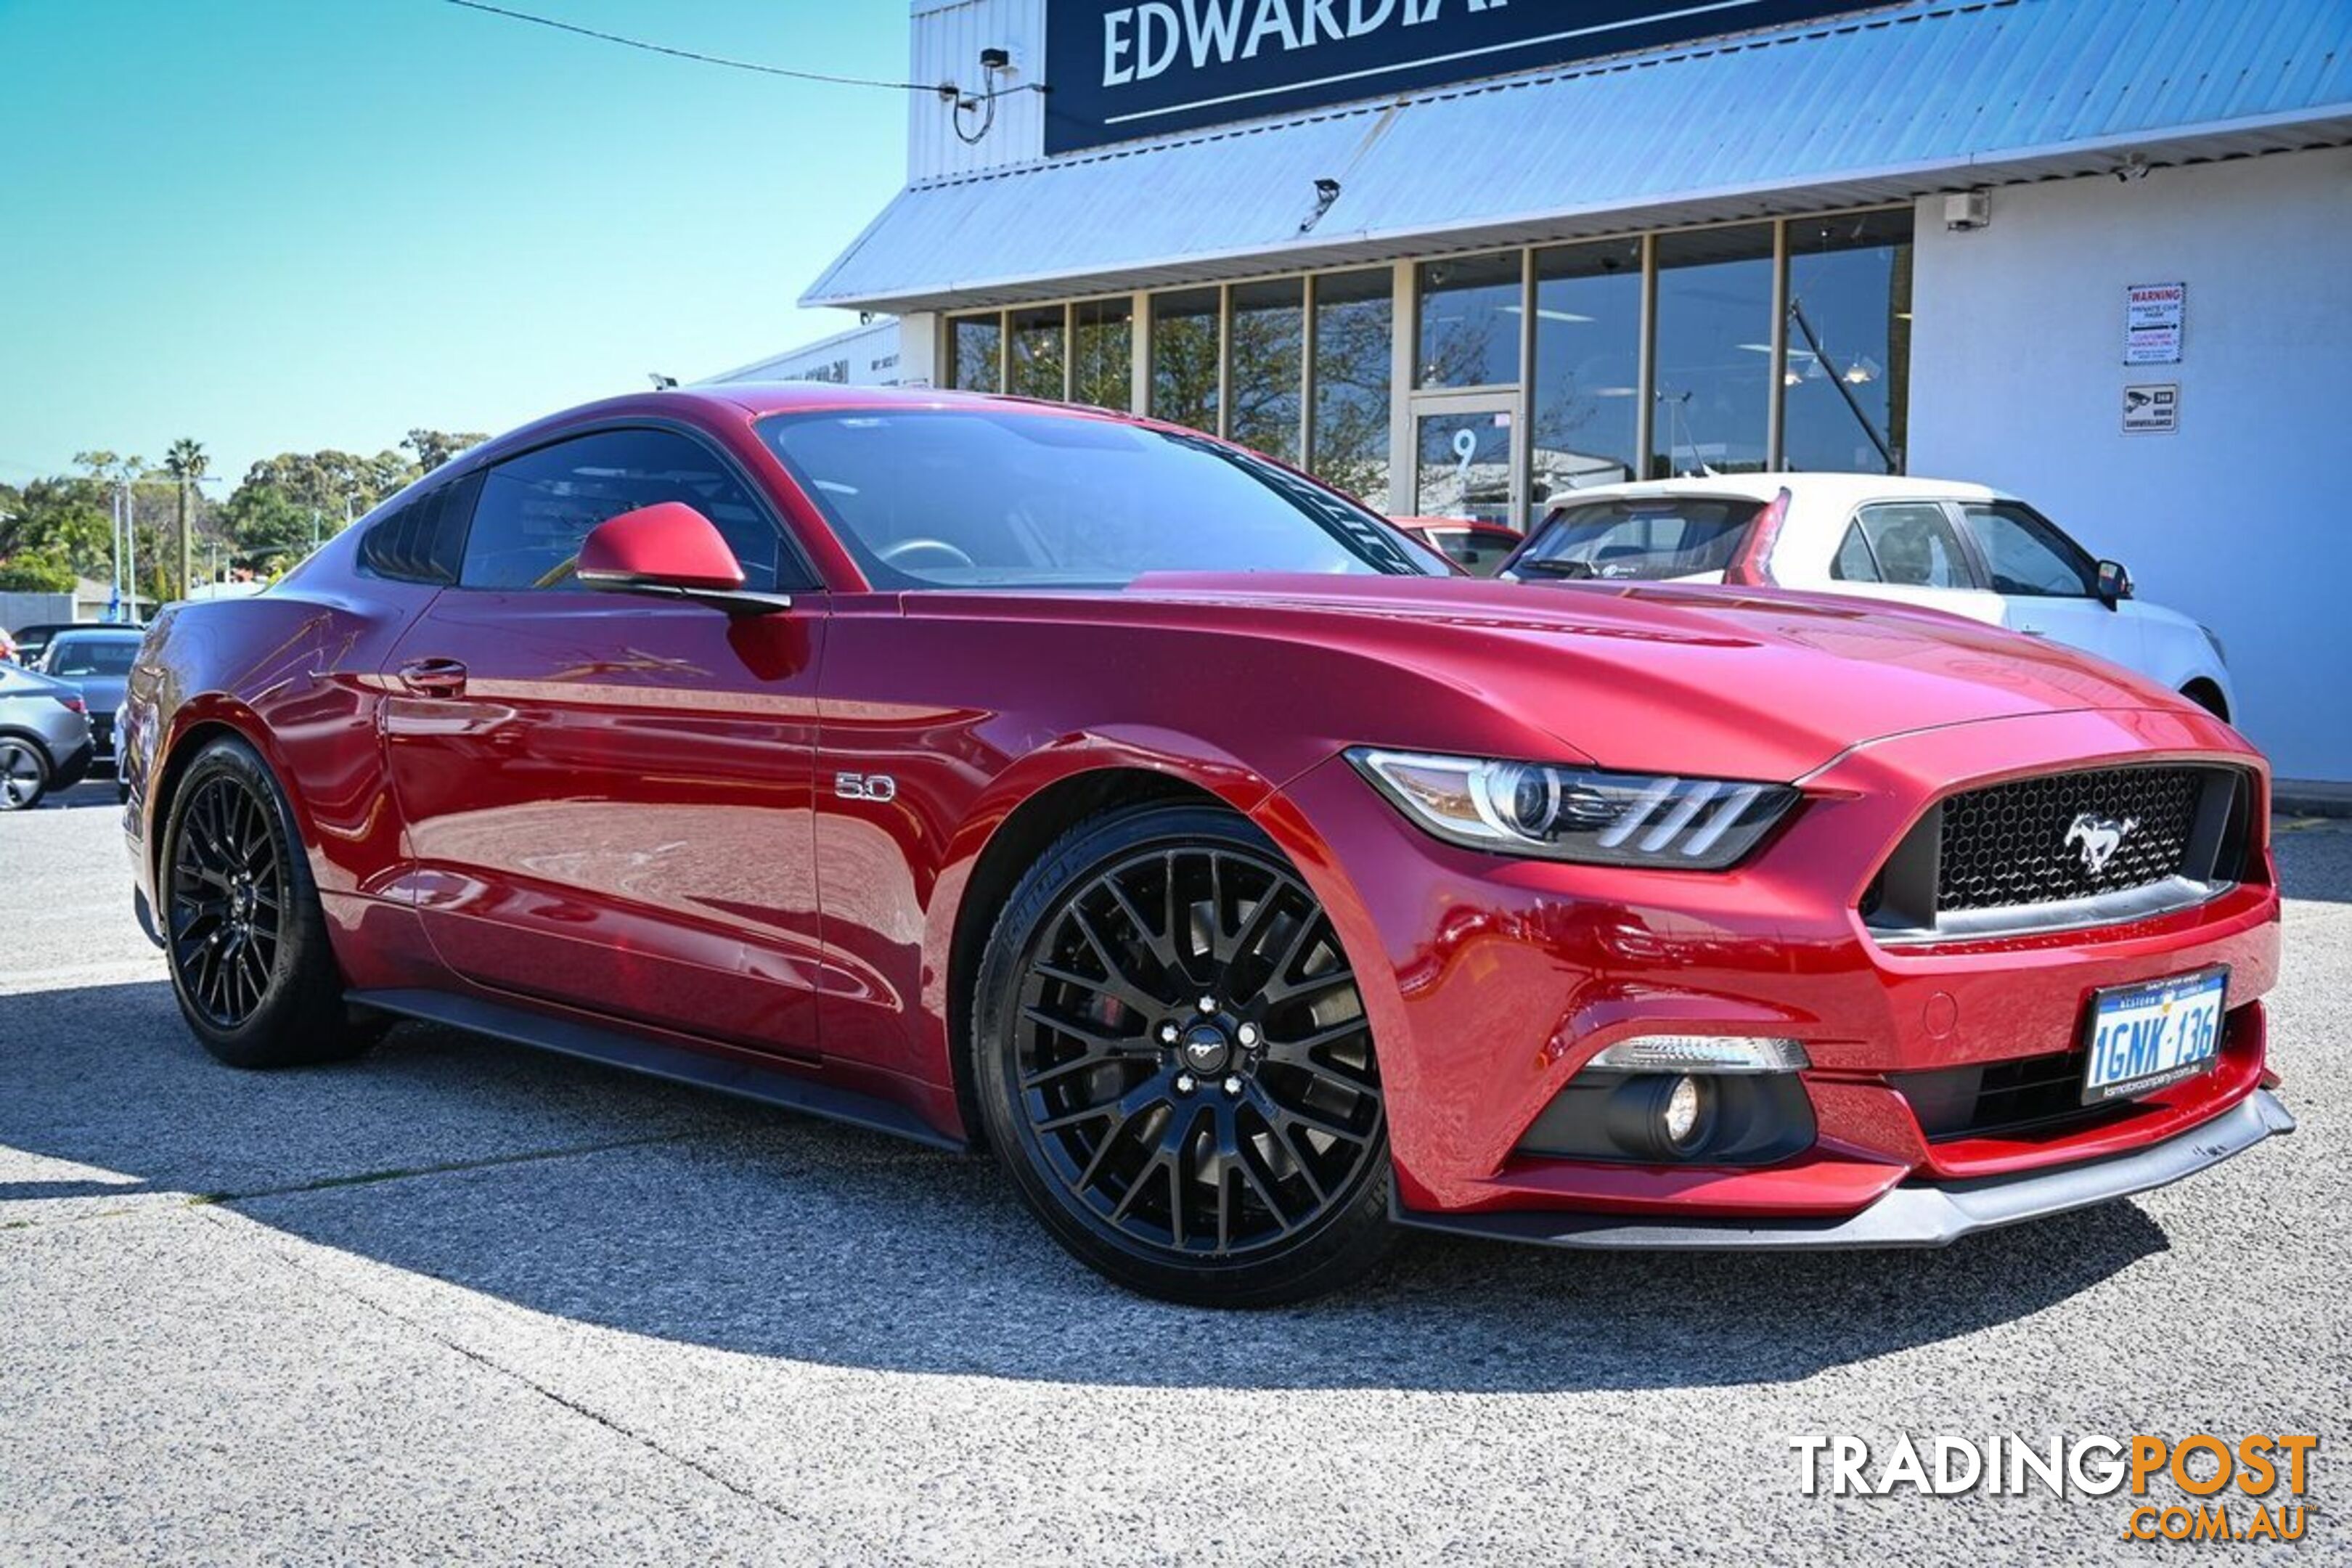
[164,438,208,597]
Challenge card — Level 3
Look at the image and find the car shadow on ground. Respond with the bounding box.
[1,979,2176,1395]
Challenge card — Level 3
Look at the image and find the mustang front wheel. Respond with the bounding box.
[976,802,1392,1305]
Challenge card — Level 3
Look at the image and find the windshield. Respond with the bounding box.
[759,408,1440,589]
[46,637,138,677]
[1514,497,1762,581]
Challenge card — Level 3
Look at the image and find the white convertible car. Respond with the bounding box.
[1500,475,2234,720]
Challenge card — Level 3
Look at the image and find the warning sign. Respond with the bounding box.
[2126,282,2185,365]
[2123,383,2179,434]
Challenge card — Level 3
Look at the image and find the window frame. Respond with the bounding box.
[448,418,820,596]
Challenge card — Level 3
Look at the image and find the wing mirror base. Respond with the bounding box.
[592,581,796,616]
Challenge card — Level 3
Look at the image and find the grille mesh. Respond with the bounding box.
[1936,767,2202,912]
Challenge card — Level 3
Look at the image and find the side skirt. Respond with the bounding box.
[348,987,966,1153]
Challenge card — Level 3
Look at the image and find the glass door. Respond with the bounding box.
[1407,391,1522,526]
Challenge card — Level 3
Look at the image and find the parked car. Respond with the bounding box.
[1391,517,1522,576]
[0,662,94,810]
[122,386,2287,1304]
[1501,475,2235,719]
[38,626,144,776]
[7,621,95,669]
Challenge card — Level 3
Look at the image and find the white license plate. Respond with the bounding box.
[2082,967,2227,1104]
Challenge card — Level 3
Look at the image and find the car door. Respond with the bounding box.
[1818,500,2006,626]
[379,422,830,1056]
[1950,498,2146,673]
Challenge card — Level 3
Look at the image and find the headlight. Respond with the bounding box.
[1347,748,1799,869]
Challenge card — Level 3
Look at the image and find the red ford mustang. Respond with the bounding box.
[121,385,2292,1304]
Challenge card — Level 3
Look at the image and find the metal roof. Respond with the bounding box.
[805,0,2352,311]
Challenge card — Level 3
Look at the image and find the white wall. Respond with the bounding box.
[909,0,1048,181]
[1910,147,2352,783]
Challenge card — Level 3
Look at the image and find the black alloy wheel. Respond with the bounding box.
[168,771,287,1028]
[976,803,1392,1305]
[160,736,381,1068]
[0,736,48,811]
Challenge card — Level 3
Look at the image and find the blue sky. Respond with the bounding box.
[0,0,909,486]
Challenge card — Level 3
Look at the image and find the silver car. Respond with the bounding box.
[0,662,95,810]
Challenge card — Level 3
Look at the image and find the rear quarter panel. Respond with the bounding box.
[128,557,445,986]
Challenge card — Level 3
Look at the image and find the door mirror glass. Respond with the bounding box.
[577,502,746,595]
[2095,558,2132,608]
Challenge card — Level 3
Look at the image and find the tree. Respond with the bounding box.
[165,437,208,595]
[402,429,486,475]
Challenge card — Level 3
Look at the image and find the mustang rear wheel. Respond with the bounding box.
[975,802,1392,1306]
[162,736,380,1069]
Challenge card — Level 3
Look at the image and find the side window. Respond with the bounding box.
[459,428,783,592]
[1958,502,2097,597]
[1830,523,1879,581]
[1855,502,1972,589]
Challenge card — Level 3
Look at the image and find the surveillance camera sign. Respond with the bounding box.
[2125,283,2184,365]
[2122,383,2178,434]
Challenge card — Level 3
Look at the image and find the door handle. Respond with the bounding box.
[397,657,468,697]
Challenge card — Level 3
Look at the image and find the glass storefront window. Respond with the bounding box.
[1530,237,1642,518]
[1071,297,1133,411]
[949,314,1001,393]
[1150,287,1222,435]
[1416,253,1521,389]
[1784,208,1911,474]
[1310,269,1393,507]
[1650,224,1776,478]
[1228,279,1304,462]
[1008,306,1066,400]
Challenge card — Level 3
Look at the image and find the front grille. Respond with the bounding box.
[1938,766,2201,912]
[90,713,115,756]
[1863,764,2250,942]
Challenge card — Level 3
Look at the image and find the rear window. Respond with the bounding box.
[46,637,138,677]
[1512,497,1761,581]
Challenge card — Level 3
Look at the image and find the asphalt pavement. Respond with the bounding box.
[4,782,2346,1564]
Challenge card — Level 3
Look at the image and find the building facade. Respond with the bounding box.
[789,0,2352,783]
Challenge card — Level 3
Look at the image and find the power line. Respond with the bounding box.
[439,0,934,91]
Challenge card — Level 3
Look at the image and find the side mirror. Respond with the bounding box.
[2094,558,2131,609]
[576,502,791,613]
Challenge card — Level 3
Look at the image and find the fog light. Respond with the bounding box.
[1665,1071,1721,1161]
[1590,1034,1809,1074]
[1662,1074,1704,1146]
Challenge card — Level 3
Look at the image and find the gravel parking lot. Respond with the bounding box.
[4,780,2346,1565]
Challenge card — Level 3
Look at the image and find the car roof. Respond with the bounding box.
[48,625,144,640]
[1541,473,2009,507]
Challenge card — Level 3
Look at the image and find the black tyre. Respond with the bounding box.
[0,735,48,811]
[973,802,1393,1306]
[160,736,380,1068]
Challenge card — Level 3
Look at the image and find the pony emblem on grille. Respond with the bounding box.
[2064,812,2139,875]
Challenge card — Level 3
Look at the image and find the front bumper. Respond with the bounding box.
[1395,1088,2294,1249]
[1259,706,2285,1234]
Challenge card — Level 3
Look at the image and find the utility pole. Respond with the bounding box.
[177,475,192,606]
[121,481,136,624]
